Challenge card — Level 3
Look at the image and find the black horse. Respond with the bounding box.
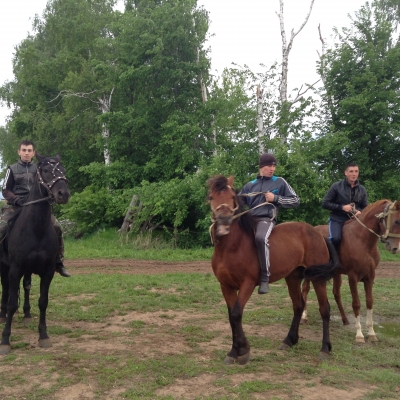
[0,153,70,354]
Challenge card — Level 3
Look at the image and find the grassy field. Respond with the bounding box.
[0,229,399,399]
[64,228,400,263]
[0,271,399,399]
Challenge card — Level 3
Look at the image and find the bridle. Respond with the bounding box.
[22,159,68,207]
[209,187,276,243]
[351,201,400,242]
[375,202,400,241]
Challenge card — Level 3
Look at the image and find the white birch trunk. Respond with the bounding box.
[98,88,114,166]
[256,85,265,153]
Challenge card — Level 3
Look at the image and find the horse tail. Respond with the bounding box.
[304,238,342,281]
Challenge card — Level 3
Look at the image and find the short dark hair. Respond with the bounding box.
[18,140,35,150]
[345,162,358,170]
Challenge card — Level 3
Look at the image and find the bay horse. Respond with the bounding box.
[301,200,400,343]
[0,153,70,354]
[208,175,341,364]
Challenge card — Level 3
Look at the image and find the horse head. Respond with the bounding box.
[207,175,238,236]
[36,153,70,204]
[377,200,400,254]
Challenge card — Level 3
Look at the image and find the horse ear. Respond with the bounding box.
[394,200,400,210]
[227,175,234,188]
[54,153,61,161]
[36,153,43,163]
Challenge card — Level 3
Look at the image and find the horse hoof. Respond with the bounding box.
[223,355,237,365]
[39,338,52,348]
[238,352,250,365]
[318,351,330,360]
[22,318,32,325]
[300,318,308,325]
[0,345,11,355]
[278,342,291,350]
[368,335,378,342]
[356,337,365,343]
[343,320,350,326]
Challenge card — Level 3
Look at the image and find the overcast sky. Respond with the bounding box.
[0,0,367,128]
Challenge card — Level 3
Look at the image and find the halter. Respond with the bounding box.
[22,159,68,207]
[375,202,400,240]
[208,188,276,244]
[351,201,400,241]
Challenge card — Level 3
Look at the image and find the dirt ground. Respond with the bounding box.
[64,258,400,279]
[1,260,399,400]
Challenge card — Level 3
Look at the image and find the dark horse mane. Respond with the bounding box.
[208,174,257,238]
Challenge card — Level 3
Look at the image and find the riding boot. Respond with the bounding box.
[55,235,71,277]
[258,281,270,294]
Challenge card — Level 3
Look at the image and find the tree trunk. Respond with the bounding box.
[277,0,315,143]
[119,194,139,233]
[257,85,265,153]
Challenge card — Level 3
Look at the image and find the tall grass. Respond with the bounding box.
[65,228,213,261]
[65,228,400,263]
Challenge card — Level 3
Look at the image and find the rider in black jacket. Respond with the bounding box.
[322,162,368,251]
[239,153,300,294]
[1,140,70,277]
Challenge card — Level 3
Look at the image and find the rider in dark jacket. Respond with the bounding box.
[239,153,300,294]
[322,162,368,250]
[1,140,70,277]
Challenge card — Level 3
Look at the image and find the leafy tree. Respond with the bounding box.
[316,1,400,200]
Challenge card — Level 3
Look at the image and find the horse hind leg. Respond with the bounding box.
[22,274,32,324]
[311,280,332,359]
[280,275,304,350]
[37,275,53,348]
[300,279,310,324]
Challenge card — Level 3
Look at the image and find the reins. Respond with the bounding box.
[350,201,400,241]
[209,190,277,244]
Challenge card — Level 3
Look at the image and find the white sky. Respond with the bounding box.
[0,0,367,128]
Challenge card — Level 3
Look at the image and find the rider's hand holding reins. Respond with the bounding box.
[264,192,275,202]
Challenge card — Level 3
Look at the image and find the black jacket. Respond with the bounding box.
[239,175,300,219]
[2,160,37,206]
[322,178,368,222]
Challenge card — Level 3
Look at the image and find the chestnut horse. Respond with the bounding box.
[301,200,400,342]
[208,175,341,364]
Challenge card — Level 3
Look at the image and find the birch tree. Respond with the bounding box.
[276,0,318,142]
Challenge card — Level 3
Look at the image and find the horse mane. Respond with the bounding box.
[208,175,229,193]
[359,199,391,221]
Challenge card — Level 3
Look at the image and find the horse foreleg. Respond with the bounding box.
[220,282,253,365]
[281,275,304,350]
[0,265,9,323]
[37,275,53,348]
[0,275,20,355]
[312,280,332,358]
[348,274,363,343]
[300,279,310,324]
[363,278,377,342]
[22,274,32,324]
[333,274,349,325]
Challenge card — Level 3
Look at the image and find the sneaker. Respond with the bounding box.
[258,281,270,294]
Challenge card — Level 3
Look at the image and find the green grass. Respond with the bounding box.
[2,272,400,399]
[65,228,400,262]
[65,228,213,261]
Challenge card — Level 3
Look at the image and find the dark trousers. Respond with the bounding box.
[254,218,275,282]
[328,218,346,247]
